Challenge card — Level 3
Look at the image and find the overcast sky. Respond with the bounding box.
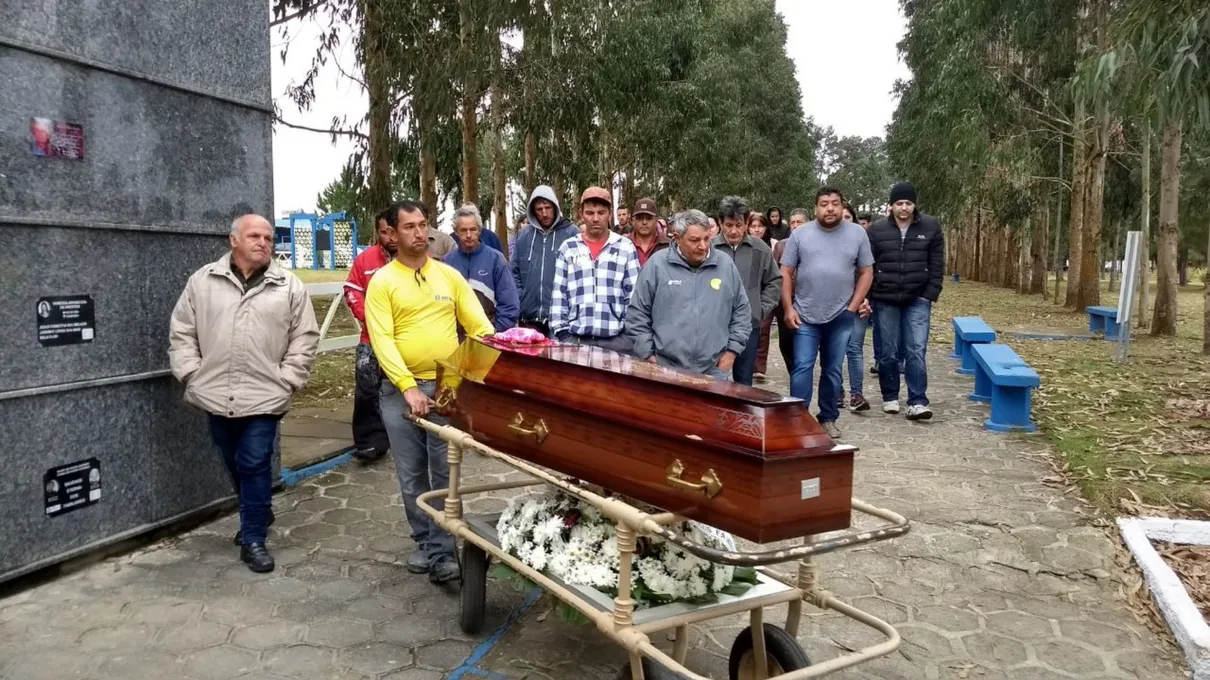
[269,0,910,216]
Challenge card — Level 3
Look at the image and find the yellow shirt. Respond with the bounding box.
[365,258,494,391]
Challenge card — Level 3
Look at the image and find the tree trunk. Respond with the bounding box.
[1076,97,1109,310]
[524,132,536,198]
[1053,140,1066,303]
[1138,122,1152,327]
[490,34,508,257]
[1151,119,1181,336]
[1032,206,1047,294]
[974,207,983,281]
[624,164,636,209]
[1204,218,1210,354]
[1019,219,1030,294]
[1066,99,1088,307]
[1108,218,1121,291]
[419,114,438,214]
[363,0,392,218]
[458,0,478,206]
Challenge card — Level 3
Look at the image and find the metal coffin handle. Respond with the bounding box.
[508,412,549,444]
[665,459,723,498]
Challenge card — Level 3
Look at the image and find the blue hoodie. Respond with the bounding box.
[444,243,519,332]
[510,185,578,324]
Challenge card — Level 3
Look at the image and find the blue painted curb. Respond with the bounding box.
[449,587,543,679]
[280,449,355,487]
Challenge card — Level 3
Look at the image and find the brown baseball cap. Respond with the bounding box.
[633,198,658,217]
[579,186,612,207]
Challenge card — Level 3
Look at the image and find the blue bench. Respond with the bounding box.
[951,317,997,375]
[1086,306,1121,340]
[970,343,1039,432]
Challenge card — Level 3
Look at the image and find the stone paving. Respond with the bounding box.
[0,341,1190,679]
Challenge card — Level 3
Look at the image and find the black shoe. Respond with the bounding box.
[429,557,460,584]
[406,550,430,574]
[233,509,276,546]
[353,447,387,462]
[240,543,275,573]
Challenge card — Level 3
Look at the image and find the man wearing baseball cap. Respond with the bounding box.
[628,197,671,267]
[549,186,641,352]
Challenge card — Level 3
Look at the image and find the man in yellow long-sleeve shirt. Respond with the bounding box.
[365,199,494,584]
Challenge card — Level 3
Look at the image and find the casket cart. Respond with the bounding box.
[410,339,910,679]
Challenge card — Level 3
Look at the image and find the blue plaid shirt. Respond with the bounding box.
[550,232,640,339]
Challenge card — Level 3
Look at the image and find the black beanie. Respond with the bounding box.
[889,182,917,205]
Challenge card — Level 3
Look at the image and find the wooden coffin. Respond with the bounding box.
[434,337,854,544]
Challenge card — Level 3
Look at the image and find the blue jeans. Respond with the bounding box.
[841,314,869,397]
[875,299,932,406]
[732,325,762,386]
[379,379,455,566]
[207,415,279,545]
[791,310,856,424]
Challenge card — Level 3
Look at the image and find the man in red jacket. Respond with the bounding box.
[342,208,398,461]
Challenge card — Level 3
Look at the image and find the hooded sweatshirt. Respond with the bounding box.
[766,206,791,243]
[443,242,519,332]
[510,185,578,323]
[625,246,751,375]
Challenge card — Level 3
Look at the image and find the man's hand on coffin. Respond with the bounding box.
[784,307,801,330]
[403,387,435,417]
[717,350,737,372]
[645,355,658,363]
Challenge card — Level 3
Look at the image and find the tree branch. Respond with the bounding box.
[274,115,368,141]
[271,0,331,27]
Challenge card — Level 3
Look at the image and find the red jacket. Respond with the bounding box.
[344,245,392,344]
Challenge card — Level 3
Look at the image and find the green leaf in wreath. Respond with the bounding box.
[720,582,755,597]
[733,567,759,584]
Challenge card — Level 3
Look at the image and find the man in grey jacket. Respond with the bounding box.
[169,214,319,573]
[712,195,782,385]
[627,210,751,378]
[510,185,579,336]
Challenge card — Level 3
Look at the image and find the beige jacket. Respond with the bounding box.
[169,255,319,417]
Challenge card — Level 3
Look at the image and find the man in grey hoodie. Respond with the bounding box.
[626,210,751,378]
[510,185,579,336]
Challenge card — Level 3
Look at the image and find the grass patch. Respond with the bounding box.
[293,268,351,284]
[937,279,1210,517]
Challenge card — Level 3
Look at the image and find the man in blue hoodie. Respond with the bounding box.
[510,185,579,336]
[444,204,519,332]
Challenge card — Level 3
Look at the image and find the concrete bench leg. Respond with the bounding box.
[1089,314,1105,335]
[950,332,963,360]
[1104,316,1121,340]
[985,384,1037,433]
[958,342,981,375]
[969,364,993,403]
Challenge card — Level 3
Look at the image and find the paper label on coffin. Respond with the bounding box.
[436,337,856,543]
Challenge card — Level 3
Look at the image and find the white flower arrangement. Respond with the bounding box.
[496,489,756,607]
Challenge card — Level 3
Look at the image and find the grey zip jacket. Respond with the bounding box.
[625,245,752,374]
[510,185,578,324]
[711,234,782,324]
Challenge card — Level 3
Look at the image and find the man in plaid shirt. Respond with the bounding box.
[550,186,641,353]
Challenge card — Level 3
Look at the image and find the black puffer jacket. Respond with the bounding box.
[867,212,945,305]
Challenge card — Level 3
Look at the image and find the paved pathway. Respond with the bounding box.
[280,406,353,470]
[0,343,1188,679]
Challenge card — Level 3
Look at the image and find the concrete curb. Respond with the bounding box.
[1118,517,1210,680]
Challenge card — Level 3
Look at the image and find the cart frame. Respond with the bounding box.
[410,416,910,680]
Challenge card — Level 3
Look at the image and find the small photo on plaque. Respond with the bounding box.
[36,295,96,347]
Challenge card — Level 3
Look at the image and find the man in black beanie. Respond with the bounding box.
[866,182,944,420]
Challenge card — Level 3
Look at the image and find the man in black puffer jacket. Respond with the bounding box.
[868,182,944,421]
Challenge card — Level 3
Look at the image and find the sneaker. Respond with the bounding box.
[429,557,461,584]
[753,373,767,384]
[406,550,430,574]
[837,392,846,407]
[821,422,841,439]
[905,404,933,421]
[240,543,275,573]
[233,509,276,546]
[883,400,900,414]
[849,393,870,412]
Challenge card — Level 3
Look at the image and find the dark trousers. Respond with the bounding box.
[755,309,776,375]
[519,320,551,337]
[207,415,279,545]
[775,308,795,371]
[572,333,634,353]
[875,299,932,406]
[732,325,762,386]
[352,343,391,453]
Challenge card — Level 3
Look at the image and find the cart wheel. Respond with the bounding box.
[727,624,810,680]
[614,656,690,680]
[459,542,489,635]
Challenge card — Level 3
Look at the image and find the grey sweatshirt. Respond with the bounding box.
[510,185,578,323]
[711,234,782,324]
[625,246,752,374]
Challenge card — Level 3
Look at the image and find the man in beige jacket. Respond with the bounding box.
[169,214,319,573]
